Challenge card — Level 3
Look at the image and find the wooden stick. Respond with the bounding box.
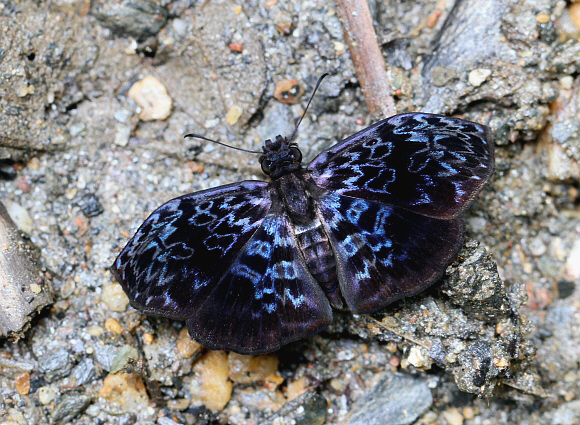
[335,0,396,118]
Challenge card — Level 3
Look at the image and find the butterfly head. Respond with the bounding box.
[260,135,303,178]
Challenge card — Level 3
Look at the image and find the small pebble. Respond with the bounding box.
[494,357,509,368]
[76,192,104,218]
[571,3,580,30]
[176,328,203,359]
[193,350,232,411]
[17,85,34,97]
[101,283,130,312]
[69,123,86,137]
[560,75,574,90]
[557,280,576,299]
[228,42,243,52]
[38,386,57,405]
[334,41,346,55]
[30,283,42,294]
[329,376,347,392]
[143,333,154,344]
[234,5,242,14]
[128,76,173,121]
[468,68,492,87]
[99,372,150,409]
[14,373,30,395]
[172,19,187,37]
[427,9,442,28]
[264,373,284,390]
[275,11,293,35]
[228,352,279,384]
[566,239,580,279]
[276,21,292,35]
[104,318,123,334]
[15,176,30,193]
[535,13,550,24]
[404,346,432,369]
[285,376,309,401]
[441,407,464,425]
[226,104,243,125]
[114,109,132,123]
[110,345,139,374]
[86,325,105,337]
[187,161,204,174]
[158,417,181,425]
[5,409,26,425]
[204,118,220,128]
[274,79,303,104]
[27,157,40,170]
[528,237,547,256]
[168,398,190,411]
[114,125,131,147]
[4,201,33,234]
[463,406,475,420]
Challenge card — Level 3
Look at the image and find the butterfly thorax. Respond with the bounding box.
[271,172,343,309]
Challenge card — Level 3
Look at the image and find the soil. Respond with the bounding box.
[1,0,579,424]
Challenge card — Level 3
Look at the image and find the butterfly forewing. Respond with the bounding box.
[185,213,332,354]
[112,181,272,319]
[308,113,494,219]
[317,193,464,313]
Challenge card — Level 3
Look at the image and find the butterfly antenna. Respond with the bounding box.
[288,73,329,142]
[184,133,262,154]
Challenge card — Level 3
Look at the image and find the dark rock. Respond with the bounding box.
[557,280,575,299]
[76,192,104,218]
[52,393,92,423]
[295,394,327,425]
[38,349,72,381]
[72,357,96,386]
[344,373,432,425]
[90,0,168,40]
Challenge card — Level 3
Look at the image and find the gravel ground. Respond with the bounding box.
[1,0,579,424]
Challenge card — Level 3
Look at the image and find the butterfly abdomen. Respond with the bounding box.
[293,220,342,308]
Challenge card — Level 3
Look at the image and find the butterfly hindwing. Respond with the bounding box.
[308,113,494,219]
[317,193,465,313]
[112,181,272,319]
[186,213,333,354]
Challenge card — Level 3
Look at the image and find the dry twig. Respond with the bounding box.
[335,0,396,118]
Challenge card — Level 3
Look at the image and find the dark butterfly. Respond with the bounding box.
[111,112,494,354]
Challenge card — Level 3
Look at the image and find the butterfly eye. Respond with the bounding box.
[289,147,302,163]
[261,159,272,174]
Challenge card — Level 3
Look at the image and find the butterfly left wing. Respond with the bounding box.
[308,113,494,219]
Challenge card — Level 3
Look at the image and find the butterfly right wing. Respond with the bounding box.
[112,181,273,320]
[316,193,464,313]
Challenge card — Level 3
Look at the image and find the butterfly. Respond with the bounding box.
[111,111,494,354]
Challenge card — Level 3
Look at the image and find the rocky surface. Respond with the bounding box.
[1,0,580,424]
